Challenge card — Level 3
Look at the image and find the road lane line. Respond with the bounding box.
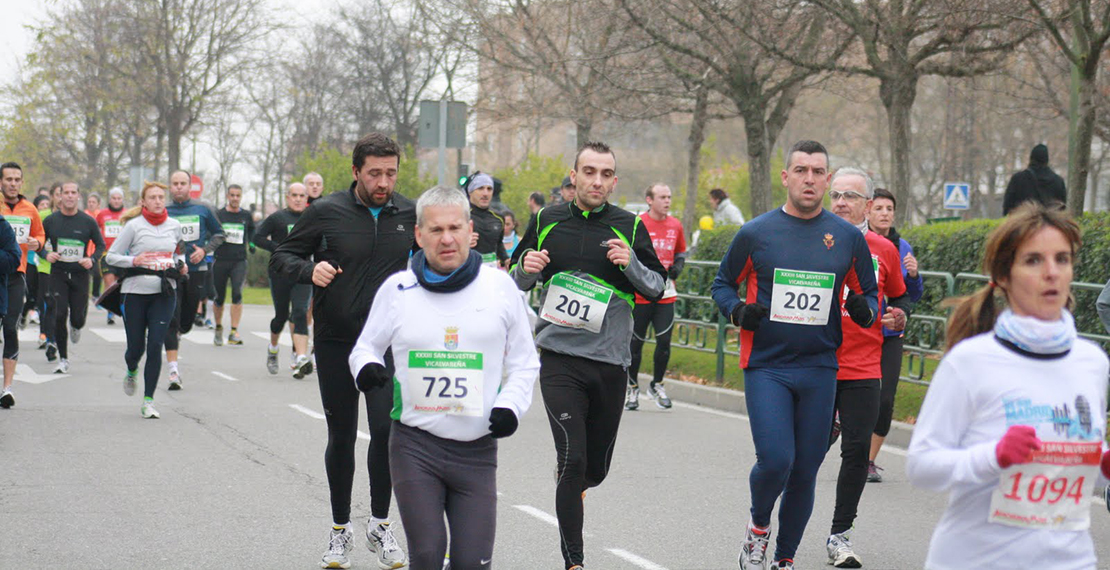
[288,404,370,441]
[212,371,239,382]
[607,548,669,570]
[513,505,560,528]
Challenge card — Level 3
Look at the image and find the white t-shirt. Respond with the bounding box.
[907,332,1109,569]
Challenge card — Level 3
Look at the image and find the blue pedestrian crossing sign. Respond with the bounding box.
[943,182,970,210]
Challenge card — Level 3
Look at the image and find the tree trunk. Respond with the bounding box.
[880,74,918,226]
[683,84,709,234]
[154,125,165,181]
[743,113,773,217]
[1070,69,1097,215]
[575,117,592,149]
[167,112,182,175]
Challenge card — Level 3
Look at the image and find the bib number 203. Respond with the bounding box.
[422,376,468,399]
[554,295,592,321]
[783,291,821,311]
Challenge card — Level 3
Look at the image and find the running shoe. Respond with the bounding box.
[321,525,354,569]
[106,312,115,325]
[141,401,160,419]
[266,348,279,375]
[738,520,771,570]
[830,411,841,446]
[37,334,46,349]
[648,382,673,409]
[204,318,214,329]
[28,310,39,325]
[54,358,69,374]
[45,342,57,362]
[625,385,639,411]
[123,370,137,396]
[70,325,80,344]
[0,388,13,408]
[366,521,407,569]
[772,560,793,570]
[866,461,883,483]
[194,314,205,329]
[827,531,862,568]
[168,370,182,391]
[227,330,243,345]
[293,354,314,380]
[213,325,223,346]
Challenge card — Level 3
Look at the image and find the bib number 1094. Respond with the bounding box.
[1001,472,1085,505]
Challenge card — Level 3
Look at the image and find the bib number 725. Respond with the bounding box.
[783,291,821,311]
[422,376,468,399]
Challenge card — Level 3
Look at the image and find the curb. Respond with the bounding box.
[639,373,917,450]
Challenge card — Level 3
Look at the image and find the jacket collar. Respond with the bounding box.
[347,181,399,215]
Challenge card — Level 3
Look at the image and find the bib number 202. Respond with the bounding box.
[422,376,468,399]
[783,291,821,311]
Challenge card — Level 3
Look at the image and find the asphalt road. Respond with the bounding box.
[3,305,1109,569]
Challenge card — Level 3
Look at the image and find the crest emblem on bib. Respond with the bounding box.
[823,233,835,250]
[444,327,459,350]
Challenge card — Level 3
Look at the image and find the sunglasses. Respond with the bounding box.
[828,190,868,201]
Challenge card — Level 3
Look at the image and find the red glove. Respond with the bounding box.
[995,425,1042,469]
[1101,450,1110,479]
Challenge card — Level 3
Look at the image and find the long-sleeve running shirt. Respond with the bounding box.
[252,209,302,253]
[166,198,225,271]
[711,207,878,370]
[43,210,105,273]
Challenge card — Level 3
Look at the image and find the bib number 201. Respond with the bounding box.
[422,376,468,399]
[782,291,822,311]
[554,295,592,321]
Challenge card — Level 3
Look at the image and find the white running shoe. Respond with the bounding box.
[0,388,14,408]
[70,325,80,344]
[54,359,69,374]
[124,370,137,396]
[738,520,771,570]
[827,530,862,568]
[293,354,314,380]
[366,521,407,569]
[141,401,160,419]
[168,370,182,391]
[321,525,354,569]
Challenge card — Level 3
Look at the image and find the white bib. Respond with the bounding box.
[175,214,200,241]
[540,273,613,333]
[769,268,835,326]
[223,222,244,245]
[102,220,122,238]
[5,215,30,244]
[406,350,484,417]
[662,279,678,300]
[57,238,84,263]
[481,252,499,269]
[140,251,175,271]
[988,440,1101,531]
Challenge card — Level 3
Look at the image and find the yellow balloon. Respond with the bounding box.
[699,216,715,231]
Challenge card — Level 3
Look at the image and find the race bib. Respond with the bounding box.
[540,273,613,333]
[769,268,835,326]
[988,441,1101,531]
[481,252,499,268]
[140,251,175,271]
[662,279,678,300]
[57,238,85,263]
[5,215,30,244]
[103,220,122,238]
[223,222,245,245]
[406,350,484,417]
[175,215,200,241]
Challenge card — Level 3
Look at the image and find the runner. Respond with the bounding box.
[0,162,43,409]
[164,170,225,390]
[626,182,686,411]
[42,182,105,373]
[96,188,127,325]
[305,171,324,204]
[907,204,1110,569]
[502,210,520,257]
[465,172,508,268]
[348,185,539,570]
[865,187,923,483]
[271,133,414,570]
[824,168,911,568]
[212,184,255,347]
[105,182,184,419]
[710,140,878,570]
[252,182,313,378]
[510,141,666,570]
[33,194,53,355]
[85,193,103,301]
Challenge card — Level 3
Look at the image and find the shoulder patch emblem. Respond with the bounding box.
[823,233,835,250]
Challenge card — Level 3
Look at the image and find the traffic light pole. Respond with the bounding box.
[437,98,448,187]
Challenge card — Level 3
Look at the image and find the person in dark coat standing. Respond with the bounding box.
[1002,143,1067,215]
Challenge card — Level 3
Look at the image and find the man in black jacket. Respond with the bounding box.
[1002,143,1066,215]
[271,133,412,570]
[466,172,509,268]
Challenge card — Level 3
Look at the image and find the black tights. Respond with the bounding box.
[628,302,675,387]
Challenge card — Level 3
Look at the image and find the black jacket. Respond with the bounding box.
[1002,165,1066,215]
[270,183,417,343]
[471,205,508,262]
[252,209,302,253]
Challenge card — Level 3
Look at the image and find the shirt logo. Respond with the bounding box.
[396,224,405,232]
[823,233,835,250]
[444,326,458,350]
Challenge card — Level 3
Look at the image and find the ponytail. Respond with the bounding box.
[120,206,142,225]
[944,284,999,352]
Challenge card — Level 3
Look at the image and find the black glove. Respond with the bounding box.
[249,244,256,254]
[845,292,874,328]
[488,407,519,438]
[666,265,681,281]
[730,302,769,331]
[355,362,390,392]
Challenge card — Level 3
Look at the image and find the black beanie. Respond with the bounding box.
[1030,143,1049,165]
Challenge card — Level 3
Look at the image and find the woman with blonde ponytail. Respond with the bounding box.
[907,204,1109,569]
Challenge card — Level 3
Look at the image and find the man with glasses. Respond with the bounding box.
[712,141,878,570]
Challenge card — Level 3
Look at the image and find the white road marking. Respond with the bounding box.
[606,548,669,570]
[288,404,370,441]
[212,371,238,382]
[252,331,293,347]
[89,327,128,343]
[512,505,560,528]
[13,363,69,384]
[18,328,41,343]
